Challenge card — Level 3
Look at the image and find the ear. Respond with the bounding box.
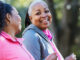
[29,16,32,20]
[5,13,11,24]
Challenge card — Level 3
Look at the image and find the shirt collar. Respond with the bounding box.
[43,29,52,40]
[1,31,24,44]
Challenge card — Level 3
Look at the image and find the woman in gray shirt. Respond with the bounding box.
[23,0,76,60]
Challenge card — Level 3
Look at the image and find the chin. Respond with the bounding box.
[15,28,21,35]
[41,27,48,30]
[19,26,21,32]
[15,30,21,35]
[44,25,49,28]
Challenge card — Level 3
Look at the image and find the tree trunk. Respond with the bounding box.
[57,0,79,57]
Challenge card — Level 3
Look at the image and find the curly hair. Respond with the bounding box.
[0,1,13,33]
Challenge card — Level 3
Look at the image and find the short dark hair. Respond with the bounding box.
[0,1,13,33]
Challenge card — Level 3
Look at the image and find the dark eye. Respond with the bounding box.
[45,10,49,13]
[36,12,41,15]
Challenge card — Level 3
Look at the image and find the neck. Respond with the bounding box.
[3,27,16,39]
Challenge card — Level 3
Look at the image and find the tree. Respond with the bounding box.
[58,0,79,57]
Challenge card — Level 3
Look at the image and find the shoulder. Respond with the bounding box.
[23,29,40,39]
[22,29,41,45]
[24,29,36,34]
[23,29,41,49]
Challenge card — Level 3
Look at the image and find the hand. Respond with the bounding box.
[65,53,76,60]
[45,53,57,60]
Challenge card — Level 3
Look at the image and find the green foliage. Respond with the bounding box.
[3,0,32,7]
[54,0,64,21]
[72,45,80,60]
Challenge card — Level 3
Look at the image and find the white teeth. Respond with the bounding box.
[43,19,48,22]
[40,19,50,26]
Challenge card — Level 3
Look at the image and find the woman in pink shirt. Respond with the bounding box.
[0,1,59,60]
[0,1,35,60]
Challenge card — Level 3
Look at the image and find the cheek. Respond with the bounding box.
[13,17,20,26]
[16,16,20,22]
[31,16,40,24]
[31,20,39,26]
[48,14,52,23]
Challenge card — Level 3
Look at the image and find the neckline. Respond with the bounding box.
[0,31,24,44]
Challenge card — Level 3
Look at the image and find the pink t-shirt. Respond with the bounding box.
[0,31,35,60]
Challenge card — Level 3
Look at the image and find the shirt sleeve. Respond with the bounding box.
[22,30,41,60]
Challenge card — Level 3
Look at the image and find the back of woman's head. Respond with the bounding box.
[0,1,13,33]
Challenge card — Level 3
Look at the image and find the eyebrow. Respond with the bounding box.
[35,8,49,11]
[35,10,40,11]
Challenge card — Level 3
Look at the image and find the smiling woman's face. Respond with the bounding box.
[11,7,21,33]
[29,2,52,30]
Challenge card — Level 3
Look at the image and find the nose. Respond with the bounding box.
[19,15,21,22]
[41,13,47,18]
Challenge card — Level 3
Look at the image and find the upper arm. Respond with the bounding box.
[22,30,41,60]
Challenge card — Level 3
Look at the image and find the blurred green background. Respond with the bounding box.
[1,0,80,60]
